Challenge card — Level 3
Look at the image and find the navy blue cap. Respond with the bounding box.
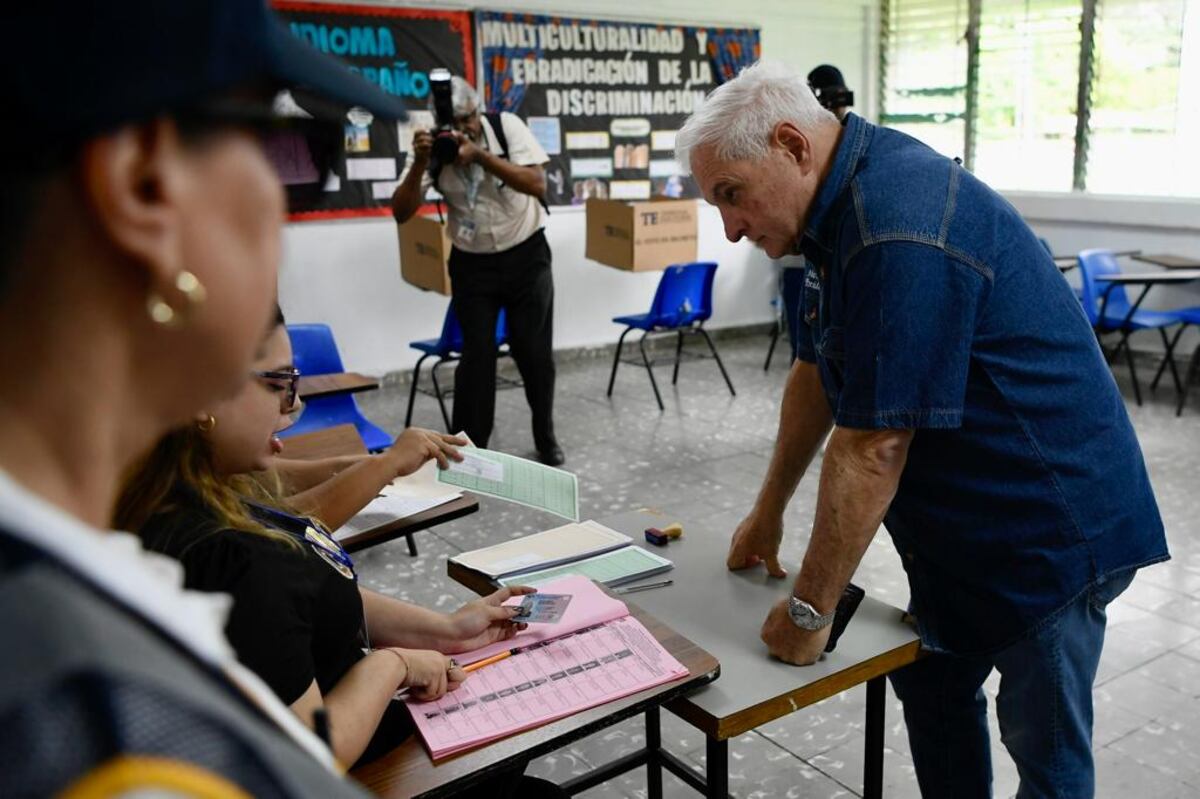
[0,1,406,155]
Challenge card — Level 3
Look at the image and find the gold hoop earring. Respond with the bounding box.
[196,415,217,432]
[147,270,207,328]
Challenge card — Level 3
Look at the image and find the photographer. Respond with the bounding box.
[392,76,563,466]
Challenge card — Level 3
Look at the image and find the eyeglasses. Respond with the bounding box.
[176,98,342,211]
[254,368,301,413]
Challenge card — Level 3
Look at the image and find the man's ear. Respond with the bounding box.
[773,121,813,174]
[78,118,188,293]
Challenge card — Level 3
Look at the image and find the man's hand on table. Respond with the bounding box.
[761,598,831,665]
[727,508,788,578]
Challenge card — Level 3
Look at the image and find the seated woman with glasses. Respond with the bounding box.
[115,307,536,769]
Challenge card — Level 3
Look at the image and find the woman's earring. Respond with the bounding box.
[196,415,217,432]
[147,270,207,328]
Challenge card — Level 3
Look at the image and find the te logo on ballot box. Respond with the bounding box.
[639,210,693,226]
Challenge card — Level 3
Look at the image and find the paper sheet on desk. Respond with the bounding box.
[334,492,459,541]
[405,575,688,759]
[436,446,579,521]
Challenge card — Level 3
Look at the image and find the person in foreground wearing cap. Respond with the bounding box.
[0,2,405,795]
[391,76,564,467]
[676,60,1167,796]
[777,65,855,365]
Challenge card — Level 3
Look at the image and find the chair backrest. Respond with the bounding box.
[648,262,718,327]
[437,306,509,354]
[287,324,345,376]
[1076,248,1130,325]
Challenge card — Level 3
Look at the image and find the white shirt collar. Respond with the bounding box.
[0,469,339,771]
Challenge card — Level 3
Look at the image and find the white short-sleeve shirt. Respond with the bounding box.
[0,470,338,771]
[415,112,549,254]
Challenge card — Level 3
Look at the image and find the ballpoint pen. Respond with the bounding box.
[616,579,673,594]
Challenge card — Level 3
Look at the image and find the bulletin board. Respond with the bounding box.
[478,12,759,207]
[272,2,474,220]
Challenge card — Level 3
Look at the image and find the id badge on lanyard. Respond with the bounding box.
[455,217,478,245]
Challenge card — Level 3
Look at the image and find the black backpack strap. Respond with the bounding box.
[485,112,549,214]
[485,112,509,158]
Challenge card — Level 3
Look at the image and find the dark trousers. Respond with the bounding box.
[448,230,557,451]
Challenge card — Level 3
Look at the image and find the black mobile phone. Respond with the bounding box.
[824,582,867,653]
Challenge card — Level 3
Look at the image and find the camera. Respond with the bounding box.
[807,64,854,113]
[812,85,854,112]
[428,68,460,167]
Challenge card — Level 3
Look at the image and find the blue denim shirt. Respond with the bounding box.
[795,115,1168,654]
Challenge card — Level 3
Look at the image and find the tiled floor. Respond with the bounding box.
[353,335,1200,798]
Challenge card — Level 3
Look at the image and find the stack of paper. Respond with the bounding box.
[449,520,631,578]
[497,545,673,588]
[405,575,689,760]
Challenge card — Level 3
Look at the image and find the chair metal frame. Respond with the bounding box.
[404,308,519,432]
[1078,249,1185,407]
[606,262,736,411]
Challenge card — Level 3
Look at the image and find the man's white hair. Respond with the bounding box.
[675,60,837,174]
[450,76,479,116]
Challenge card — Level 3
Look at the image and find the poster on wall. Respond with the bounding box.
[272,2,474,220]
[478,12,759,207]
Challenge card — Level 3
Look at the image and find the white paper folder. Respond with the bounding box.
[450,520,631,578]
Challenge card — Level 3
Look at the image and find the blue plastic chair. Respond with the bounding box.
[405,307,509,431]
[282,324,393,451]
[1077,249,1185,406]
[606,261,735,410]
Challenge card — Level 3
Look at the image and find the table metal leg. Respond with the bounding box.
[646,706,663,799]
[705,736,728,799]
[864,676,886,799]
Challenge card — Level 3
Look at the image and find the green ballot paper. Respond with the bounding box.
[436,447,580,521]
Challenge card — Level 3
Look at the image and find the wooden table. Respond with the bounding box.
[281,424,480,556]
[298,371,380,401]
[351,601,720,798]
[1132,253,1200,270]
[279,423,367,460]
[450,508,923,799]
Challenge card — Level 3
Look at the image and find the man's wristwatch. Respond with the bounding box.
[787,595,836,631]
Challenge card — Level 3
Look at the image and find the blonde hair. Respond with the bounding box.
[115,425,299,550]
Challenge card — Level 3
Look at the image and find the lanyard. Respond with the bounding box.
[244,502,357,582]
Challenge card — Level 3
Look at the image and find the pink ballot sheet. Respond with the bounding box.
[405,576,689,760]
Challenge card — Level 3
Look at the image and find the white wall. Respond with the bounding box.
[280,0,875,376]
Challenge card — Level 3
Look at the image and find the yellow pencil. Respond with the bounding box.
[462,648,516,673]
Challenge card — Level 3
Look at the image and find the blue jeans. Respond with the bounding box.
[889,570,1136,798]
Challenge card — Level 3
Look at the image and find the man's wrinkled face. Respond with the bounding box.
[690,124,821,259]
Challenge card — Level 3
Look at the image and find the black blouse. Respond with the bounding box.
[138,489,411,764]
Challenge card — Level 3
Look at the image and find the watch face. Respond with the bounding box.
[789,597,831,630]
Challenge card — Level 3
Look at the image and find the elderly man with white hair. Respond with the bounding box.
[677,61,1167,798]
[392,76,562,466]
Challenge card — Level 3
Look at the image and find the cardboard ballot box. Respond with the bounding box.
[398,215,452,295]
[585,198,698,272]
